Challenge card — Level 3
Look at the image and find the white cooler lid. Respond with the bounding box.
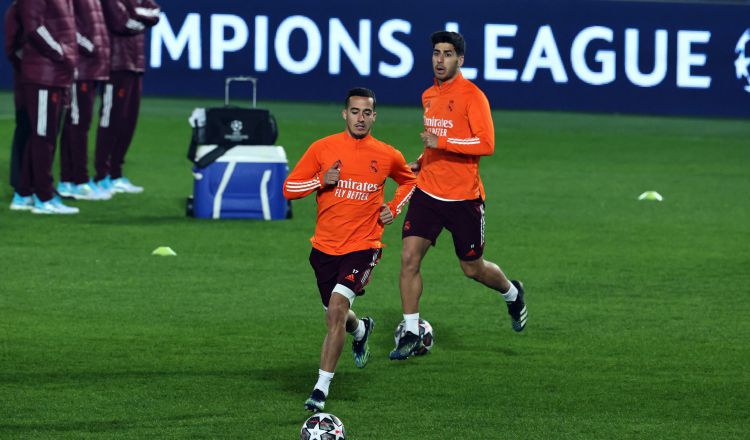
[195,145,288,163]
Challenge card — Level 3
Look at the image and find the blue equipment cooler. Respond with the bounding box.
[191,145,290,220]
[186,77,289,220]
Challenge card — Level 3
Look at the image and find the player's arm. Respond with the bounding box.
[133,0,160,27]
[76,31,95,56]
[19,1,66,62]
[5,3,23,70]
[407,153,423,176]
[433,93,495,156]
[101,0,145,35]
[284,143,341,200]
[75,13,96,57]
[283,147,322,200]
[381,149,417,224]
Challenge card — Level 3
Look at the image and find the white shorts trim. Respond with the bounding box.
[333,284,356,306]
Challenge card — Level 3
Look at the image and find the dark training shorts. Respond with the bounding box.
[309,247,383,307]
[402,188,485,261]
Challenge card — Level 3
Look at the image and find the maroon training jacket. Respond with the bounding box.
[17,0,77,87]
[4,1,23,72]
[101,0,160,73]
[72,0,110,81]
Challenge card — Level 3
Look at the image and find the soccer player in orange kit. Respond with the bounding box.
[283,88,416,412]
[390,31,528,361]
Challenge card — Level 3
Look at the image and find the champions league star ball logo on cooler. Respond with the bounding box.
[735,29,750,93]
[224,119,249,142]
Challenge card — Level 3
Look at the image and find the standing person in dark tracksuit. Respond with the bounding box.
[14,0,78,214]
[94,0,160,195]
[57,0,112,201]
[5,1,32,210]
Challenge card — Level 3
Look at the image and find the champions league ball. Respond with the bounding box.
[736,28,750,93]
[300,413,346,440]
[394,318,434,355]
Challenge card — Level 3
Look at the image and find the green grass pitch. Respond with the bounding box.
[1,90,749,439]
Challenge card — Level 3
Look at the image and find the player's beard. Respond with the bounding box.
[348,126,370,139]
[435,63,460,82]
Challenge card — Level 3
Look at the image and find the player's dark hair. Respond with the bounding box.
[345,87,376,109]
[431,31,465,56]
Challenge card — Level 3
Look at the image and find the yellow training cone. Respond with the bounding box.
[638,191,663,202]
[152,246,177,256]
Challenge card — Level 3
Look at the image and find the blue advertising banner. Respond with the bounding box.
[3,0,749,117]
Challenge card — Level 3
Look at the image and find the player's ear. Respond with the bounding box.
[372,111,377,122]
[458,55,465,68]
[342,109,347,120]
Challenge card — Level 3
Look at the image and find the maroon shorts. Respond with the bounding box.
[402,188,485,261]
[309,247,383,307]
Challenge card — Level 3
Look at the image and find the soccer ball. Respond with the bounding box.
[299,413,346,440]
[393,318,434,355]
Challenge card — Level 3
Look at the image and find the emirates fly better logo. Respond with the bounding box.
[735,29,750,93]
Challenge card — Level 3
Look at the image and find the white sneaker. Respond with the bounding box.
[71,182,111,201]
[31,195,80,215]
[10,193,34,211]
[111,177,144,194]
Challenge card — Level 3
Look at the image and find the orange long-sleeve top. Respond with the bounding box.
[418,71,495,200]
[283,131,417,256]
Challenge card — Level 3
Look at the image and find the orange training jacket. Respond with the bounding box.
[418,71,495,200]
[284,131,417,256]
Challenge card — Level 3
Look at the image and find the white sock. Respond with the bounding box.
[314,369,334,396]
[500,283,518,303]
[404,313,420,334]
[351,319,366,341]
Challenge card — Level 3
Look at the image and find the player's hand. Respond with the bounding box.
[408,161,420,176]
[379,204,394,225]
[420,130,438,149]
[323,160,341,187]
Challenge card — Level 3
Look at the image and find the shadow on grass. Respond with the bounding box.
[1,365,328,397]
[80,214,290,227]
[80,215,192,226]
[412,322,522,357]
[0,370,259,384]
[253,363,321,395]
[0,412,226,434]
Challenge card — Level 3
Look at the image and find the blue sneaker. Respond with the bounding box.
[57,181,74,198]
[31,195,79,215]
[10,193,34,211]
[96,176,115,195]
[111,177,144,194]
